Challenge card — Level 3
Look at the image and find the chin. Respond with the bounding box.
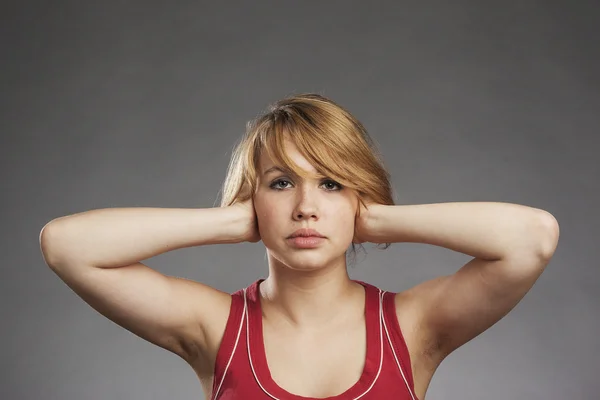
[282,252,343,272]
[266,240,347,269]
[288,257,330,269]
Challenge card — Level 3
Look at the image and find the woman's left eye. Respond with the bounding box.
[322,180,342,190]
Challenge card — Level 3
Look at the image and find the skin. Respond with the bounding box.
[253,136,367,330]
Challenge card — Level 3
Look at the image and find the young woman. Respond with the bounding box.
[40,94,560,399]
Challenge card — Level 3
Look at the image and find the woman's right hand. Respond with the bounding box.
[229,197,261,243]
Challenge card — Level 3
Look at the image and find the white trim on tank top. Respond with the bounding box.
[381,291,418,400]
[211,295,247,400]
[211,287,417,400]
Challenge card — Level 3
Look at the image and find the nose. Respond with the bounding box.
[292,185,319,221]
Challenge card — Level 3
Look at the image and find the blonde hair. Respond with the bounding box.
[218,93,396,261]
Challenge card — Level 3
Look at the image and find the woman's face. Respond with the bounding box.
[254,139,358,272]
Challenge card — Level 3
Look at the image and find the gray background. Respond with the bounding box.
[2,1,598,399]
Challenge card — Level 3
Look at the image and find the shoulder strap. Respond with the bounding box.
[382,291,417,395]
[211,289,246,397]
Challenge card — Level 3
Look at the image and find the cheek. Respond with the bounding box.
[258,210,277,229]
[332,207,357,241]
[342,214,358,240]
[254,198,283,236]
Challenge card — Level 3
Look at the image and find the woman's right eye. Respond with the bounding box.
[270,178,291,190]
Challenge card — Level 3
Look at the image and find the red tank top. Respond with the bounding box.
[210,279,420,400]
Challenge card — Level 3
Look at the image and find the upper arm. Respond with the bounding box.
[47,259,230,364]
[419,256,549,359]
[409,219,559,362]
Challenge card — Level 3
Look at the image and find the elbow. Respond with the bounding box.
[39,221,69,269]
[535,210,560,261]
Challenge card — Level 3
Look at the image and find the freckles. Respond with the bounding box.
[261,211,273,222]
[332,204,354,219]
[259,205,279,223]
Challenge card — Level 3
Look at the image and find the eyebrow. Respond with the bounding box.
[263,166,326,181]
[263,166,291,176]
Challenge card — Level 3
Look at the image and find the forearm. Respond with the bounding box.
[367,202,558,261]
[40,206,245,269]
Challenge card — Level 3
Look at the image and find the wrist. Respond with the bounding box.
[215,206,248,244]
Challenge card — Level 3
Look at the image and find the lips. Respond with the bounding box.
[288,228,325,238]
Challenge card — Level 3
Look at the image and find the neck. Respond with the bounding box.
[259,255,364,330]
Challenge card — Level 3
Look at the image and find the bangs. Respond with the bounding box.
[255,110,357,186]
